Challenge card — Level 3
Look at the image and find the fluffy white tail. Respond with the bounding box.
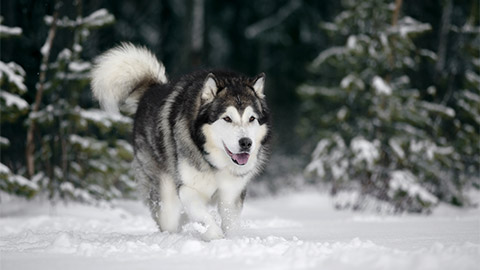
[90,43,167,114]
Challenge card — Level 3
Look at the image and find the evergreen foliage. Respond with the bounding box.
[0,17,37,198]
[1,5,135,201]
[299,0,479,212]
[28,7,136,201]
[0,0,477,210]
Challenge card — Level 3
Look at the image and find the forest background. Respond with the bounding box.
[1,0,478,213]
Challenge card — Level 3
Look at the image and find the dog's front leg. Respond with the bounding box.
[218,185,247,234]
[179,185,224,241]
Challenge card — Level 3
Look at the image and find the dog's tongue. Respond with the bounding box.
[232,153,250,165]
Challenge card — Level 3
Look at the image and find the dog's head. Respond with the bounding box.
[198,71,270,174]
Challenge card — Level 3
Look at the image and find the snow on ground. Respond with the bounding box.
[1,191,479,270]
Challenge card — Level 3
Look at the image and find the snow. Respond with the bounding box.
[69,134,91,149]
[372,76,392,95]
[0,163,38,190]
[0,90,28,110]
[388,170,438,205]
[59,182,94,202]
[245,0,301,39]
[0,61,27,93]
[40,39,51,57]
[78,108,132,127]
[0,136,10,146]
[409,140,454,161]
[297,84,338,97]
[346,35,356,49]
[82,9,115,28]
[44,9,114,29]
[0,25,22,37]
[306,136,349,181]
[389,138,405,159]
[350,137,380,170]
[73,43,82,53]
[457,99,480,125]
[0,162,10,174]
[0,191,478,270]
[305,139,329,177]
[473,58,480,69]
[461,90,480,103]
[419,49,438,61]
[340,74,364,90]
[346,35,368,52]
[58,48,73,59]
[311,47,345,68]
[390,16,431,37]
[8,175,39,190]
[465,70,480,85]
[69,61,91,72]
[420,101,455,118]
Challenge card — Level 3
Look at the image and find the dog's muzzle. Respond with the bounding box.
[223,143,250,166]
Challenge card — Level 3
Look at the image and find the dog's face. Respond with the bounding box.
[199,72,270,173]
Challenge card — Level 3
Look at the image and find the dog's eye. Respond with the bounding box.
[249,116,256,122]
[223,116,232,123]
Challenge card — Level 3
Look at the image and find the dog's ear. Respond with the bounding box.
[251,73,266,98]
[201,73,218,103]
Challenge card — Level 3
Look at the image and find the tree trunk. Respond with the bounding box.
[25,2,60,178]
[435,0,452,76]
[391,0,403,26]
[190,0,205,67]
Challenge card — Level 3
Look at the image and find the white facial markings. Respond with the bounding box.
[202,105,267,171]
[222,106,242,125]
[241,106,257,124]
[221,106,258,126]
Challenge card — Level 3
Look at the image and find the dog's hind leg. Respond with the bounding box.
[142,172,181,233]
[157,174,182,232]
[134,154,181,233]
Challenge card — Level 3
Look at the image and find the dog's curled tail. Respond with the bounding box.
[91,42,167,114]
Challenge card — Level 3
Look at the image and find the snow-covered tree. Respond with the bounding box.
[299,0,478,212]
[21,5,136,202]
[0,17,39,198]
[445,14,480,202]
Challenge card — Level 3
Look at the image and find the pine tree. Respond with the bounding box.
[443,6,480,204]
[0,17,39,198]
[22,4,136,202]
[298,0,478,212]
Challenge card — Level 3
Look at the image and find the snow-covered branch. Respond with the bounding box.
[245,0,301,39]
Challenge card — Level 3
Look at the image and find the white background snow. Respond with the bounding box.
[1,191,479,270]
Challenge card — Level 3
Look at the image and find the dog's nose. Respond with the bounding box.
[239,137,252,151]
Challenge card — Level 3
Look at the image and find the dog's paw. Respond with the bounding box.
[221,221,237,233]
[201,224,224,241]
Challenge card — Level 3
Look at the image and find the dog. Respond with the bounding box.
[91,43,271,240]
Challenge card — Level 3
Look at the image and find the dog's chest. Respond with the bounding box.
[178,159,248,199]
[178,160,218,197]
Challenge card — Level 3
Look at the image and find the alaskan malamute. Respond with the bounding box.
[91,43,271,240]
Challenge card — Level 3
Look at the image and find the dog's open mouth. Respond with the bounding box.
[223,143,250,166]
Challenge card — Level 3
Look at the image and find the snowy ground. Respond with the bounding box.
[1,191,479,270]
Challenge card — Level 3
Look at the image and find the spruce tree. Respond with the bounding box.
[32,7,136,201]
[0,18,39,198]
[299,0,478,212]
[15,5,135,202]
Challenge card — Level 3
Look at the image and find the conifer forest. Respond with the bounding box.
[1,0,479,213]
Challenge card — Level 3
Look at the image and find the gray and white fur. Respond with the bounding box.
[91,43,271,240]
